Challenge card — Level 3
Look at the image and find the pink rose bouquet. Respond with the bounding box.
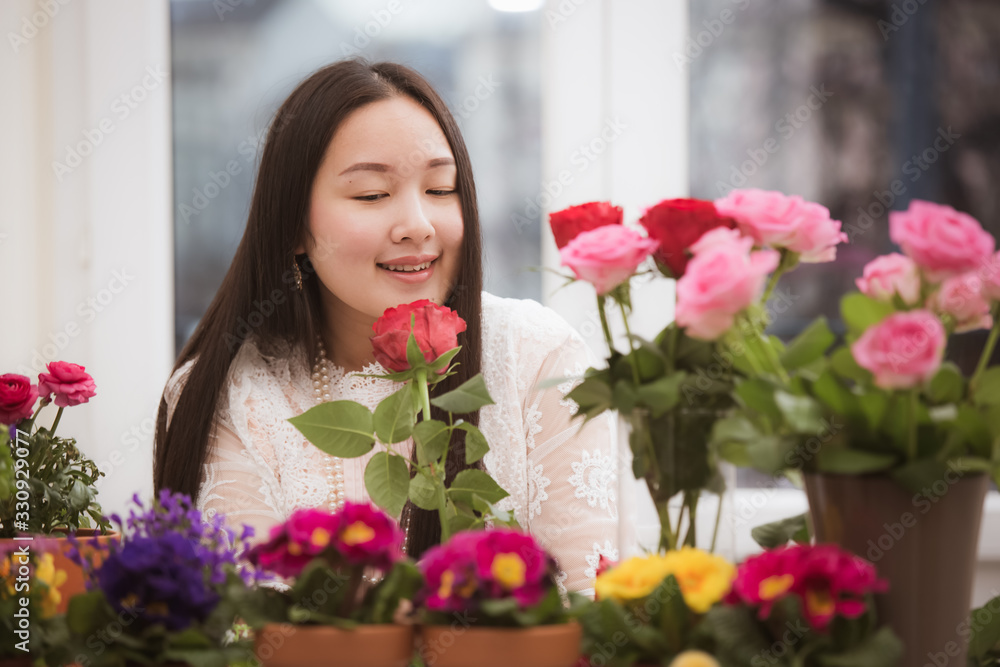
[245,502,420,626]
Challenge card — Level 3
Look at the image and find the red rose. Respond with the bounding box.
[38,361,97,407]
[639,198,737,278]
[370,300,467,373]
[548,202,623,249]
[0,374,39,425]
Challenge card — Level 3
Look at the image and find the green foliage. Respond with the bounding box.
[0,427,109,537]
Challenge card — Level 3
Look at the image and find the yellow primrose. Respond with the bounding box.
[594,548,735,613]
[668,650,721,667]
[491,553,527,590]
[33,553,68,618]
[594,554,678,602]
[340,521,375,546]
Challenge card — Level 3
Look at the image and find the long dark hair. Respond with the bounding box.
[154,60,484,559]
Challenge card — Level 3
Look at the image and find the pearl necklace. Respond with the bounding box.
[311,336,346,511]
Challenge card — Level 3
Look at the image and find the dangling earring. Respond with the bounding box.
[292,259,304,291]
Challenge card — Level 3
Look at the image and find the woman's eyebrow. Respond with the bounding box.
[338,157,455,176]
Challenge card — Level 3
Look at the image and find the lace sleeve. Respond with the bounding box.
[522,329,621,598]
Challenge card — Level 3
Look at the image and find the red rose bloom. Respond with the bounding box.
[548,202,623,250]
[370,300,467,373]
[639,198,737,278]
[38,361,97,407]
[0,374,39,425]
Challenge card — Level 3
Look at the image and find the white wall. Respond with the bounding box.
[0,0,172,517]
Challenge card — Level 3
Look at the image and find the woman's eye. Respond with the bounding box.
[354,193,388,202]
[427,189,456,196]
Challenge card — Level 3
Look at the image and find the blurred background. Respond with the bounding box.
[3,0,1000,602]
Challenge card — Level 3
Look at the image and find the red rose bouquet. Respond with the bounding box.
[290,300,515,545]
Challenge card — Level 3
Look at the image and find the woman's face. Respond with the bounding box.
[301,96,464,324]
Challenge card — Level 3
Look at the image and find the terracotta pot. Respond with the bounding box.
[419,622,583,667]
[0,529,119,615]
[254,623,415,667]
[804,471,988,667]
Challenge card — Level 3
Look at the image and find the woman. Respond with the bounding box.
[155,60,622,596]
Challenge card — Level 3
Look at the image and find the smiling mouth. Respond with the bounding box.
[377,260,436,273]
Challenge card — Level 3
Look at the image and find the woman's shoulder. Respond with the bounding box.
[481,291,581,353]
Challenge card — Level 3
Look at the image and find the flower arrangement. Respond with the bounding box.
[0,362,108,537]
[702,543,901,667]
[62,490,261,666]
[0,543,70,662]
[549,191,847,551]
[241,501,421,628]
[711,199,1000,493]
[290,300,516,542]
[416,528,571,626]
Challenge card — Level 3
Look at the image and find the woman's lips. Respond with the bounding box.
[378,260,436,284]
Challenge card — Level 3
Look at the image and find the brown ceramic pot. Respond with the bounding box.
[254,623,415,667]
[0,529,119,615]
[804,471,988,667]
[419,622,583,667]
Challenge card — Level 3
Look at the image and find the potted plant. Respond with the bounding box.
[0,362,113,613]
[415,527,582,667]
[61,490,261,667]
[708,197,1000,665]
[240,501,423,667]
[290,300,516,540]
[0,543,70,667]
[547,195,847,551]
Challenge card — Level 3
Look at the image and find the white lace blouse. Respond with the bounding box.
[163,292,622,595]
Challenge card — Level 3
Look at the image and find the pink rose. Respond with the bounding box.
[676,235,780,340]
[559,225,658,295]
[689,227,746,255]
[714,189,848,263]
[889,200,994,279]
[929,273,992,333]
[38,361,96,407]
[850,310,946,389]
[0,374,39,425]
[855,253,921,305]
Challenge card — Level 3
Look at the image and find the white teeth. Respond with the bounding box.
[381,261,433,272]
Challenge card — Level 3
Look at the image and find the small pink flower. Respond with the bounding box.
[330,501,403,571]
[851,310,946,389]
[855,253,922,306]
[0,374,39,425]
[37,361,96,408]
[246,523,313,579]
[889,200,994,279]
[419,532,482,612]
[559,225,659,295]
[676,235,780,340]
[474,529,548,607]
[714,189,848,263]
[929,273,993,333]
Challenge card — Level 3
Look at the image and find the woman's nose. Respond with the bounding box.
[390,190,435,243]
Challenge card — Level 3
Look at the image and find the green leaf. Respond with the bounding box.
[780,317,835,370]
[611,379,638,413]
[817,626,903,667]
[447,469,509,507]
[364,451,409,516]
[928,362,965,404]
[448,512,477,534]
[635,372,686,418]
[735,378,782,424]
[774,391,825,434]
[830,346,873,385]
[289,401,375,458]
[566,375,614,420]
[430,373,496,413]
[815,447,897,474]
[413,419,451,465]
[812,370,859,417]
[751,513,809,549]
[373,385,417,444]
[409,472,441,511]
[974,367,1000,406]
[957,404,993,458]
[428,346,462,374]
[970,595,1000,658]
[406,329,427,370]
[841,293,895,334]
[859,391,889,432]
[455,422,489,464]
